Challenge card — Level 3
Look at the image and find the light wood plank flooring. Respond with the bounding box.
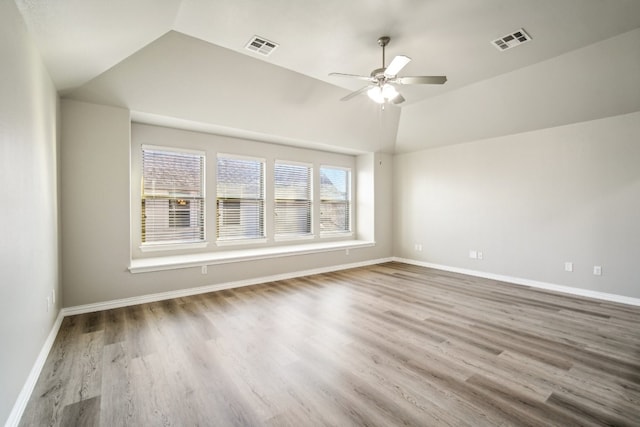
[20,262,640,426]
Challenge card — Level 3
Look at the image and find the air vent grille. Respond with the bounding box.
[245,35,279,56]
[492,28,531,51]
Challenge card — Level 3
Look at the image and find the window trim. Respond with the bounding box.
[274,159,314,241]
[319,165,353,237]
[140,145,207,250]
[216,153,267,243]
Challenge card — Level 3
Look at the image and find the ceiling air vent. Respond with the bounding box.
[491,28,532,51]
[245,35,279,56]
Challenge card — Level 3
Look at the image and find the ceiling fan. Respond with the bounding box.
[329,36,447,105]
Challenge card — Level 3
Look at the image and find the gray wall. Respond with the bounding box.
[61,99,393,307]
[394,111,640,298]
[0,1,60,424]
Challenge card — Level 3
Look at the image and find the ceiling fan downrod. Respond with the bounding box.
[378,36,390,68]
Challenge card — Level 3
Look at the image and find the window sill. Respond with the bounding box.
[129,240,375,274]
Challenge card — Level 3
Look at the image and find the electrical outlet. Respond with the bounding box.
[593,266,602,276]
[469,250,477,259]
[46,296,51,312]
[564,262,573,272]
[201,265,207,275]
[477,251,483,260]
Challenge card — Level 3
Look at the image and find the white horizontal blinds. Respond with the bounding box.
[274,162,312,237]
[217,155,265,241]
[142,147,205,244]
[320,166,351,234]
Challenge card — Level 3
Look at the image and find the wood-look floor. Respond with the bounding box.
[19,262,640,426]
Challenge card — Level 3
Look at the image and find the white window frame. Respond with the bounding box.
[319,165,353,237]
[140,145,207,252]
[216,153,267,245]
[274,160,314,242]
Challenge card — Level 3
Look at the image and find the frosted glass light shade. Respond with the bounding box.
[381,84,399,100]
[367,86,385,103]
[367,84,399,104]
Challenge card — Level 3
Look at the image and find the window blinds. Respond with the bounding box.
[142,147,205,244]
[274,162,312,237]
[217,156,265,241]
[320,166,351,234]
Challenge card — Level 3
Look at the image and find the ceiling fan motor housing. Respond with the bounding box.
[370,68,387,82]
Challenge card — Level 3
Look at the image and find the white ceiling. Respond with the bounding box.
[14,0,640,152]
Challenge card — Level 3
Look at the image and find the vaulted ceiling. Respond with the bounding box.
[15,0,640,153]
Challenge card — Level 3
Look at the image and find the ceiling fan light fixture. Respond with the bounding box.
[367,86,385,103]
[368,84,399,104]
[331,36,447,105]
[381,83,399,100]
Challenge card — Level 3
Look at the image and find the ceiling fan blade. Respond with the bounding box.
[329,72,375,83]
[384,55,411,77]
[391,93,406,105]
[340,85,371,101]
[394,75,447,85]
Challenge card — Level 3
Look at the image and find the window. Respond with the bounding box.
[217,155,265,241]
[141,147,205,245]
[274,161,312,239]
[320,166,351,235]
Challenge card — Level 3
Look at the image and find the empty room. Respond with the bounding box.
[2,0,639,425]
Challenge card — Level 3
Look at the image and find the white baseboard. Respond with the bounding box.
[393,257,640,307]
[5,310,64,427]
[63,257,393,316]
